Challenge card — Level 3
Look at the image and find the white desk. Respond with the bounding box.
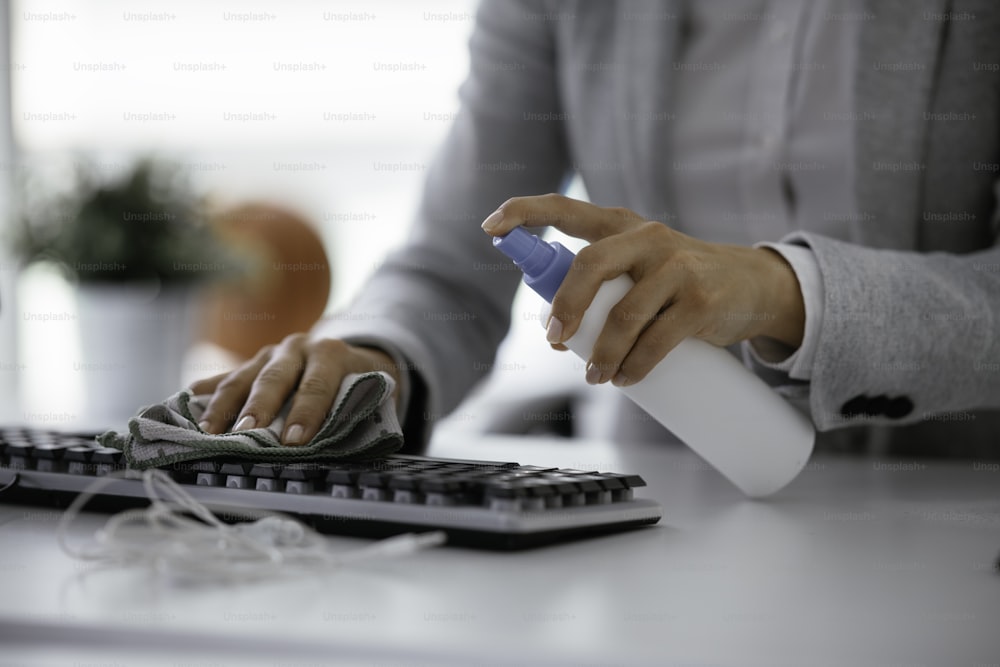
[1,431,998,666]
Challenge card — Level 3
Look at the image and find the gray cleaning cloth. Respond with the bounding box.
[99,371,403,469]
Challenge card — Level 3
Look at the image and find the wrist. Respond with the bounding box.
[754,248,805,348]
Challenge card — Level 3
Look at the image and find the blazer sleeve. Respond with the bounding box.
[787,214,1000,430]
[312,0,571,444]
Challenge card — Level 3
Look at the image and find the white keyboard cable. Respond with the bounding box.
[56,468,446,584]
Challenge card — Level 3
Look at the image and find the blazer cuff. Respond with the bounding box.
[746,241,825,381]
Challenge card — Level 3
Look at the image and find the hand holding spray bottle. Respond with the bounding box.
[492,227,815,498]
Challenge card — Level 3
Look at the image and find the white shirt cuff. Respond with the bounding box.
[745,242,824,381]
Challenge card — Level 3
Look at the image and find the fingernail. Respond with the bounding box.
[545,316,564,344]
[284,424,304,446]
[198,420,210,432]
[233,415,256,432]
[585,362,602,385]
[481,209,503,231]
[612,372,630,387]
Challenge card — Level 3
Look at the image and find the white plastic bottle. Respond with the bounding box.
[493,227,815,497]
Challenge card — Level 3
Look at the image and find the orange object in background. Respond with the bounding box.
[200,203,331,360]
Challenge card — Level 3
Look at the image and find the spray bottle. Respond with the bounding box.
[493,227,815,497]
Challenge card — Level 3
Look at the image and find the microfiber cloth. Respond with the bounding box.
[98,371,404,469]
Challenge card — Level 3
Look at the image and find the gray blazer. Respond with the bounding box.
[319,0,1000,456]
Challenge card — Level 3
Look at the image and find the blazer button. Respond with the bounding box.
[884,396,914,419]
[839,394,914,420]
[869,395,889,415]
[840,395,870,418]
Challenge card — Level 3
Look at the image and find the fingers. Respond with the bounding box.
[195,332,399,447]
[584,266,682,385]
[280,339,358,447]
[542,222,701,386]
[234,334,309,433]
[189,372,229,396]
[547,233,640,343]
[198,347,273,434]
[614,301,701,386]
[481,193,644,242]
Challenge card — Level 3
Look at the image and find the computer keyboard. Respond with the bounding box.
[0,427,661,549]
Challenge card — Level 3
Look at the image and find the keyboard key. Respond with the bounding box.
[90,448,123,464]
[542,478,581,496]
[280,463,327,482]
[594,475,626,491]
[32,443,75,459]
[358,471,389,488]
[220,462,255,476]
[65,445,94,461]
[588,475,631,502]
[361,486,388,502]
[621,473,648,488]
[326,467,360,486]
[161,462,198,484]
[281,463,326,494]
[250,463,283,478]
[564,474,608,503]
[488,497,524,512]
[225,475,253,490]
[387,474,422,491]
[31,442,77,472]
[418,476,464,494]
[91,448,124,476]
[196,470,224,487]
[250,463,284,492]
[523,497,546,511]
[65,446,99,475]
[330,484,358,499]
[5,442,37,470]
[519,479,557,498]
[425,492,455,506]
[484,482,529,500]
[392,489,423,504]
[217,461,254,489]
[569,475,604,494]
[5,442,35,458]
[255,478,283,492]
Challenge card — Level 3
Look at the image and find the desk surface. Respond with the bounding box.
[1,430,998,667]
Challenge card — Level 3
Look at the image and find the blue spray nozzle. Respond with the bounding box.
[492,226,539,263]
[491,227,576,303]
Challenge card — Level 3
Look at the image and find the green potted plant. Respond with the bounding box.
[13,158,237,424]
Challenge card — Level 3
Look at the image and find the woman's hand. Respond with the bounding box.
[481,194,804,387]
[189,334,401,446]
